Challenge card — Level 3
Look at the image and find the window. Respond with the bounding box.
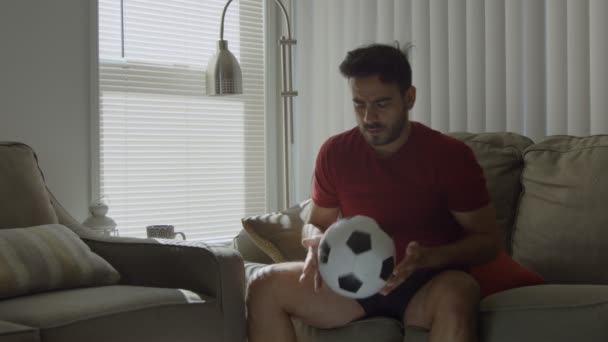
[97,0,266,242]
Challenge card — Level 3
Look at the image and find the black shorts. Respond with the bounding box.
[356,269,439,321]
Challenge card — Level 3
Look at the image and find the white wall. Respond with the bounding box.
[0,0,92,220]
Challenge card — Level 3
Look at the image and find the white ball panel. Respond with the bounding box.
[317,215,395,299]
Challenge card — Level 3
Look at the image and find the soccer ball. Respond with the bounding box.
[317,215,395,299]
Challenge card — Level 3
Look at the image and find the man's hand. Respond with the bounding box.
[299,236,324,293]
[380,241,434,295]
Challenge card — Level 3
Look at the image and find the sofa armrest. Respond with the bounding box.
[82,235,246,342]
[86,236,242,292]
[50,191,245,297]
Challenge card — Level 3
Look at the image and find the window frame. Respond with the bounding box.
[89,0,282,240]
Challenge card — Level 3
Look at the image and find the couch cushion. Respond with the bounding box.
[512,135,608,284]
[479,284,608,341]
[293,316,403,342]
[0,143,58,229]
[0,320,39,342]
[448,132,533,251]
[0,285,218,342]
[0,224,120,299]
[241,200,311,262]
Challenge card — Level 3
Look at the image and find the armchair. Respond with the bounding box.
[0,142,246,342]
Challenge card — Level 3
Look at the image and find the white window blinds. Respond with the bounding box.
[97,0,266,242]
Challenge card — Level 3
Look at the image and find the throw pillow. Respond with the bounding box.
[0,224,120,299]
[241,200,311,262]
[470,251,545,298]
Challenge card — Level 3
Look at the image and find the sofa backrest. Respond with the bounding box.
[235,132,608,287]
[512,135,608,284]
[449,132,534,253]
[234,132,535,264]
[0,142,59,229]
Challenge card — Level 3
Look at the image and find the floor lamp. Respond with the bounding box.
[206,0,296,210]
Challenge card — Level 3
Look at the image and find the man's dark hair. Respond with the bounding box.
[339,44,412,93]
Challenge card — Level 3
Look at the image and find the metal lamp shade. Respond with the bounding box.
[206,40,243,95]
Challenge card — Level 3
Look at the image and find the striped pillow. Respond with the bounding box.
[0,224,120,299]
[241,199,311,262]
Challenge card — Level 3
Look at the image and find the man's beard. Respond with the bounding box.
[359,110,408,146]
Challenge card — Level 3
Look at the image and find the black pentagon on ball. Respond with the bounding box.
[319,240,331,264]
[346,230,372,254]
[380,257,395,281]
[338,273,363,293]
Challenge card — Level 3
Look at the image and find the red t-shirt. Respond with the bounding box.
[312,122,491,262]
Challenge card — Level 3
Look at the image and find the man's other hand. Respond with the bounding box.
[300,236,323,293]
[380,241,433,295]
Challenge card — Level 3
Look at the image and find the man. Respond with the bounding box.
[247,44,500,342]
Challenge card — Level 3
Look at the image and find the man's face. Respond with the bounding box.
[350,75,415,149]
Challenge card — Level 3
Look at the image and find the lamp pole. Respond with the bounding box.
[217,0,297,209]
[274,0,297,210]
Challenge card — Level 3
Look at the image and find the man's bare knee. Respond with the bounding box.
[247,263,302,308]
[433,271,480,301]
[404,270,479,329]
[246,263,364,329]
[431,271,480,320]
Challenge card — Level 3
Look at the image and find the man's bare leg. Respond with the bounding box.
[247,262,366,342]
[403,270,480,342]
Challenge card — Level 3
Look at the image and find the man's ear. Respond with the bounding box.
[404,86,416,110]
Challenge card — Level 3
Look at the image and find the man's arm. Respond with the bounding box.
[427,203,500,268]
[382,203,500,295]
[301,202,340,241]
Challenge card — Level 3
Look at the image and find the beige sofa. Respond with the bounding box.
[0,142,246,342]
[233,132,608,342]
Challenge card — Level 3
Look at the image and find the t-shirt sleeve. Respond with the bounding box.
[441,140,491,212]
[311,138,340,208]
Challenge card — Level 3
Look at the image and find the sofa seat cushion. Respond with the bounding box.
[479,284,608,341]
[0,285,220,342]
[513,135,608,284]
[246,262,608,342]
[271,285,608,342]
[293,316,403,342]
[295,284,608,342]
[0,143,58,229]
[0,320,39,342]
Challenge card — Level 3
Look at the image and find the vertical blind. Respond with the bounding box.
[293,0,608,203]
[97,0,266,242]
